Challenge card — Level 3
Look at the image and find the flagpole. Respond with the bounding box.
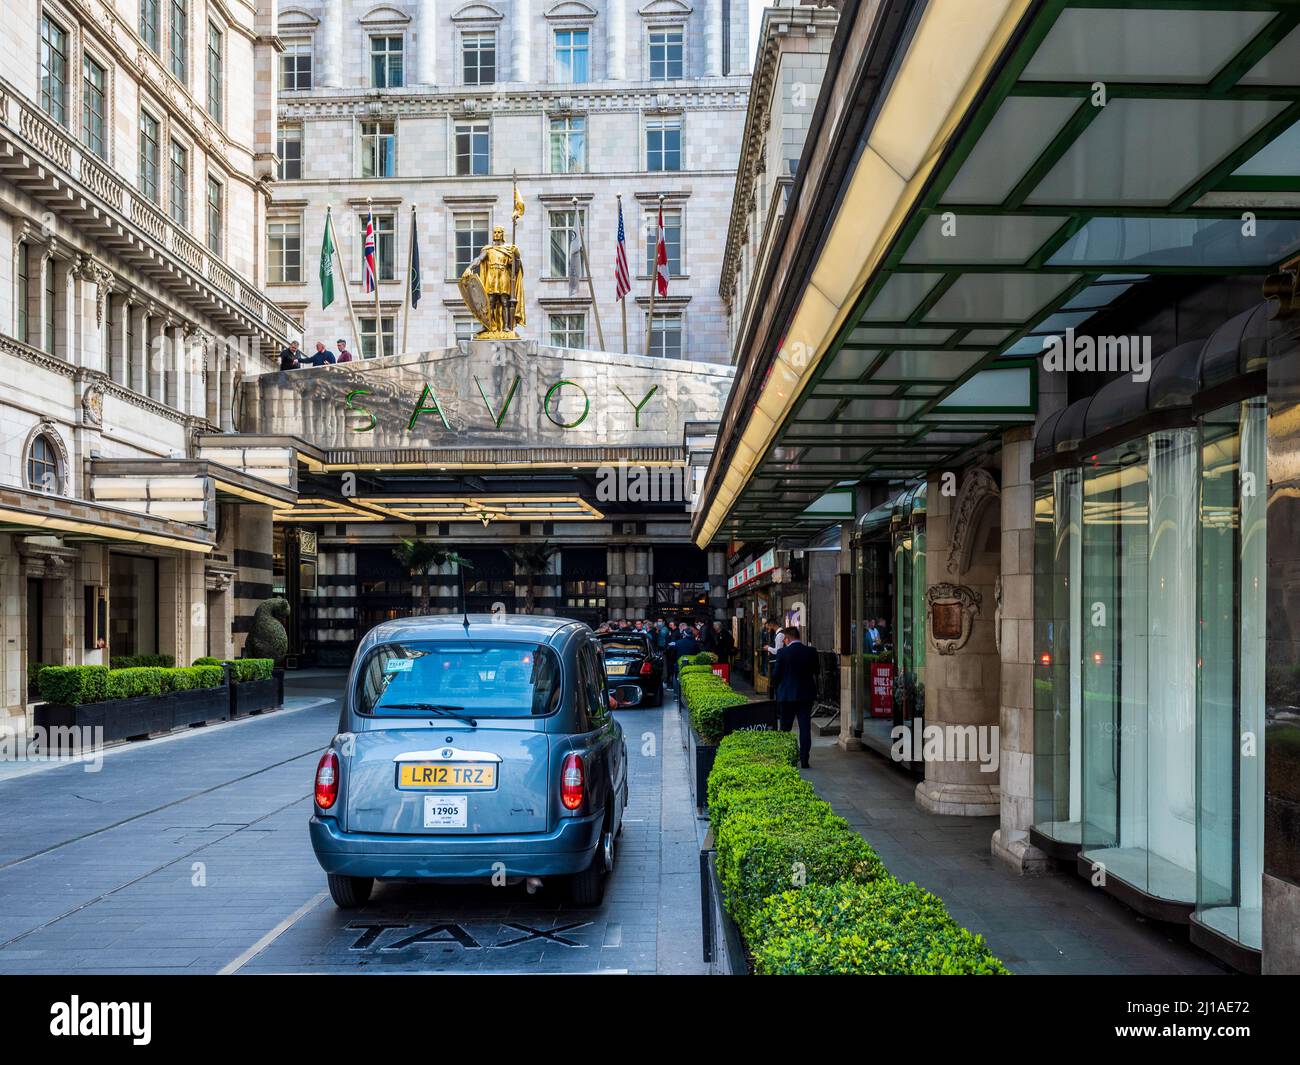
[644,193,663,357]
[401,204,416,356]
[573,196,605,351]
[367,196,382,356]
[329,206,366,362]
[617,194,628,354]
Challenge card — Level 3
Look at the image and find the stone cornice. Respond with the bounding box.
[278,80,751,122]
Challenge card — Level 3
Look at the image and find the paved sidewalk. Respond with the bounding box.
[799,733,1226,975]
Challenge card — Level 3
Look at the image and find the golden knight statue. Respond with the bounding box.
[459,225,525,339]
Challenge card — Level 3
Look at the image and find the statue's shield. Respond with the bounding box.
[458,272,492,329]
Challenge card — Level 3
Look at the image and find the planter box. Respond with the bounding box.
[701,850,749,975]
[230,670,284,717]
[687,723,719,812]
[35,685,230,749]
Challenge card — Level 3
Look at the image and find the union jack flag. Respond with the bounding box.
[614,199,630,301]
[362,210,377,293]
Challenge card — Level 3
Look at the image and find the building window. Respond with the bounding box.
[646,118,682,172]
[645,208,682,276]
[454,316,477,343]
[15,242,30,344]
[360,315,395,359]
[281,41,312,91]
[277,125,302,180]
[648,28,684,80]
[462,32,495,85]
[547,208,584,280]
[27,433,61,494]
[554,29,589,84]
[206,176,223,255]
[648,312,683,359]
[455,121,489,176]
[206,21,223,123]
[360,121,396,178]
[169,140,189,228]
[39,14,69,126]
[170,0,188,82]
[370,35,404,88]
[138,111,161,204]
[549,116,586,174]
[82,55,108,159]
[454,213,490,275]
[140,0,161,53]
[43,258,56,354]
[549,313,586,348]
[268,218,302,283]
[359,214,396,281]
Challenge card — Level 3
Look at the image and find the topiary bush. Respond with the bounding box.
[244,598,289,662]
[105,667,167,700]
[168,665,225,691]
[681,651,718,666]
[680,671,747,742]
[38,665,108,705]
[749,880,1010,975]
[192,656,222,667]
[109,654,175,669]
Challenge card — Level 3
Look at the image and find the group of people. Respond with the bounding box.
[863,616,891,654]
[595,616,736,678]
[278,338,356,369]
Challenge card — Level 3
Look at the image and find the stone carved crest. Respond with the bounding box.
[926,582,981,655]
[947,467,1000,575]
[82,384,104,426]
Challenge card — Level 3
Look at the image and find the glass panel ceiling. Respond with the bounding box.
[1026,98,1287,207]
[1020,8,1274,84]
[938,367,1033,409]
[1062,282,1134,310]
[924,271,1079,323]
[1047,215,1300,268]
[847,327,954,345]
[901,214,1069,264]
[860,272,944,321]
[962,328,1014,345]
[1232,118,1300,176]
[873,349,984,380]
[941,95,1080,205]
[820,347,878,378]
[1238,22,1300,85]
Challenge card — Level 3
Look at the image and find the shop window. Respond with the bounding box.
[1195,399,1266,950]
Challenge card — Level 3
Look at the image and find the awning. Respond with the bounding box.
[696,0,1300,544]
[0,486,214,553]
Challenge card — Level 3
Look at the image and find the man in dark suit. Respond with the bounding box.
[668,625,700,688]
[771,625,819,768]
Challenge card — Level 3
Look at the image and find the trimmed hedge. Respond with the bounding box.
[225,658,274,683]
[750,881,1011,975]
[707,731,1008,975]
[109,654,175,669]
[681,651,718,666]
[680,670,747,743]
[38,665,108,706]
[39,663,224,705]
[192,656,222,667]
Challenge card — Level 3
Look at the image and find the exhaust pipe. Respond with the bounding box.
[525,876,544,894]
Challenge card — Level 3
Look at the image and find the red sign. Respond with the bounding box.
[711,664,731,684]
[870,662,894,718]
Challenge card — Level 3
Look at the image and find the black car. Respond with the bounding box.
[597,632,664,706]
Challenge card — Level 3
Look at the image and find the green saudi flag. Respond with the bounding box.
[319,214,336,309]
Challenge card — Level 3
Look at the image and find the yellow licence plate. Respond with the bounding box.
[398,763,497,789]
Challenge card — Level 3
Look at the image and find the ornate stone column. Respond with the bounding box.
[991,427,1051,871]
[606,0,626,81]
[416,0,439,86]
[319,0,344,88]
[512,0,532,83]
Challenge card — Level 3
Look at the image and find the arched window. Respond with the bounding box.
[27,433,61,493]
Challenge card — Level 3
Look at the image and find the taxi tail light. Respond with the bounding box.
[640,660,654,675]
[560,752,585,810]
[315,750,340,810]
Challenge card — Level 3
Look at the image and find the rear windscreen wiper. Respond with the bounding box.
[375,702,478,727]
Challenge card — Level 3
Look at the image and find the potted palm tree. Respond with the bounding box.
[392,540,473,615]
[503,542,558,614]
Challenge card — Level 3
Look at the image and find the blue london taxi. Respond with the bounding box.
[310,615,632,908]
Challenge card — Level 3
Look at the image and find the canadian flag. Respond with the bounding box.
[654,203,669,298]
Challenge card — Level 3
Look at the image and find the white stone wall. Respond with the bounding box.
[271,0,749,362]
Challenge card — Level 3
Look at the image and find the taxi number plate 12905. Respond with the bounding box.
[423,795,467,828]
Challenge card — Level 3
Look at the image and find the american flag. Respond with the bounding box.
[362,210,377,293]
[614,199,630,301]
[654,202,669,298]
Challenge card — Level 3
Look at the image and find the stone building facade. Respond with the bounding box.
[267,0,750,362]
[0,0,300,735]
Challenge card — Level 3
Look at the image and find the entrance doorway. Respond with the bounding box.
[108,554,159,658]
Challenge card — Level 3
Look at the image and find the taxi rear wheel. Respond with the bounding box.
[327,873,374,908]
